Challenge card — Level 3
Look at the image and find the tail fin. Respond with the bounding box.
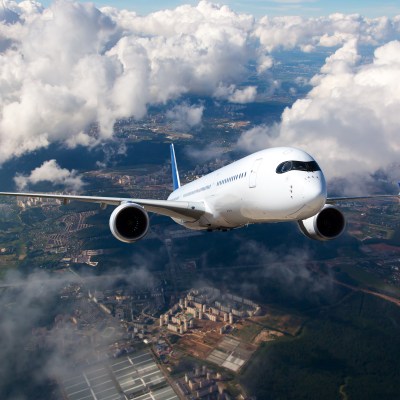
[170,144,181,190]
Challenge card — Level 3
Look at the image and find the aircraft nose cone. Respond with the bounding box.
[301,174,327,212]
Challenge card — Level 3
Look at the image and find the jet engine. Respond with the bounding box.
[109,203,149,243]
[298,205,346,241]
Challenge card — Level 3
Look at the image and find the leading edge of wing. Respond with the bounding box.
[327,194,400,204]
[0,192,205,222]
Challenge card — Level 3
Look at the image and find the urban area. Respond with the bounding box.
[1,115,400,400]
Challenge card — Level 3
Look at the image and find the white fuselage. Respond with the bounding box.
[167,147,327,230]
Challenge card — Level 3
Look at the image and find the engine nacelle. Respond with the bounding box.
[109,202,149,243]
[298,205,346,241]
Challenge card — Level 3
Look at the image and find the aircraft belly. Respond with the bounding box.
[172,195,236,229]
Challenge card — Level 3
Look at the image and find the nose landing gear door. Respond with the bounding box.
[249,158,263,188]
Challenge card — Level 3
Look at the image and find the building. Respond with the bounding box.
[161,287,262,337]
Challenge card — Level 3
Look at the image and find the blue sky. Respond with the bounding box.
[39,0,400,17]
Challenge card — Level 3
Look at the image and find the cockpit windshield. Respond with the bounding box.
[276,160,321,174]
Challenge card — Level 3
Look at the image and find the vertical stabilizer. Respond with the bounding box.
[170,144,181,190]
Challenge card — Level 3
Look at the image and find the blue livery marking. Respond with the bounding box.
[170,144,181,190]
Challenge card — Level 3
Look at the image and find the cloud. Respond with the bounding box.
[257,54,274,73]
[214,84,258,103]
[238,39,400,186]
[236,240,334,298]
[0,0,400,174]
[229,85,257,103]
[0,1,19,23]
[253,14,400,52]
[14,159,85,191]
[166,102,204,130]
[185,142,231,164]
[237,123,278,151]
[0,1,259,164]
[0,269,77,398]
[0,255,161,400]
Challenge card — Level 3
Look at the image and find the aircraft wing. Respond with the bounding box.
[327,194,400,204]
[0,192,205,222]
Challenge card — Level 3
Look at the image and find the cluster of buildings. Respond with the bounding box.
[16,196,63,209]
[160,287,262,335]
[88,164,172,193]
[177,365,233,400]
[61,250,112,267]
[89,281,165,325]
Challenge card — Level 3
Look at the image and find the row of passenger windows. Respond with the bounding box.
[217,172,247,186]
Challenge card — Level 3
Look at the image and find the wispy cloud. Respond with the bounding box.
[0,255,160,400]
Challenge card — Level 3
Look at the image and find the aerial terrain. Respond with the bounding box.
[1,1,400,400]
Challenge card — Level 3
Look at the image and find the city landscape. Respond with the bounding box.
[1,109,400,399]
[0,0,400,399]
[0,10,400,398]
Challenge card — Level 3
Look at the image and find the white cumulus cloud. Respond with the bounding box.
[0,0,257,164]
[14,159,85,191]
[228,85,257,103]
[253,13,400,52]
[214,84,257,103]
[166,103,204,130]
[238,39,400,183]
[0,0,400,169]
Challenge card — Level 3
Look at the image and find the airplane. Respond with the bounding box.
[0,144,398,243]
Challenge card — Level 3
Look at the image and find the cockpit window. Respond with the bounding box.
[276,160,321,174]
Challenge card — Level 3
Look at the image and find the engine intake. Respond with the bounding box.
[109,203,149,243]
[298,205,346,241]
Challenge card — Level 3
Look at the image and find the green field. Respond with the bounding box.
[231,321,264,343]
[335,263,400,297]
[241,292,400,400]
